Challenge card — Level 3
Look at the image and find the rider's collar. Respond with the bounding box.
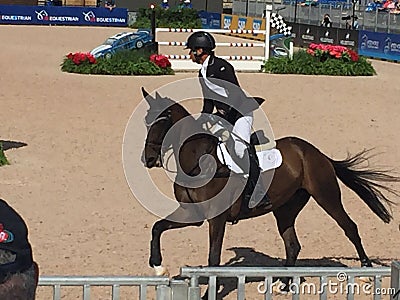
[202,55,211,69]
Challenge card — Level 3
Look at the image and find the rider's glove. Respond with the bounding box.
[197,113,216,125]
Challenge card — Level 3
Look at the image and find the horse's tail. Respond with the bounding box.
[330,149,399,224]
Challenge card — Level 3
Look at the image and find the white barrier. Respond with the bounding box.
[38,276,182,300]
[38,266,396,300]
[180,266,393,300]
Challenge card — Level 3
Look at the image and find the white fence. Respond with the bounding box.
[38,276,173,300]
[155,28,268,71]
[181,266,393,300]
[37,263,400,300]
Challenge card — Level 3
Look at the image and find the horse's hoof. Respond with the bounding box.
[154,265,170,277]
[271,279,287,295]
[359,276,373,283]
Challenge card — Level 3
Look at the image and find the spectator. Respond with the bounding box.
[177,0,185,9]
[0,199,38,300]
[161,0,169,9]
[321,13,332,27]
[343,15,358,29]
[105,0,116,11]
[183,0,193,8]
[352,16,359,29]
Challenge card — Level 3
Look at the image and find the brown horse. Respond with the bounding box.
[141,87,399,279]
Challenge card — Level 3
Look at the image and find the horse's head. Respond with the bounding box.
[141,88,174,168]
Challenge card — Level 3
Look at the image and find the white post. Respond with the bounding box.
[264,4,272,61]
[289,41,294,60]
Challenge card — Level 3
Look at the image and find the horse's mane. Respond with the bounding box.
[145,95,192,125]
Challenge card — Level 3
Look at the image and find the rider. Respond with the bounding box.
[185,31,272,211]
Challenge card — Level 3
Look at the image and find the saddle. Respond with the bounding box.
[207,121,283,175]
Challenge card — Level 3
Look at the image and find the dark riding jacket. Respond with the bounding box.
[199,54,260,125]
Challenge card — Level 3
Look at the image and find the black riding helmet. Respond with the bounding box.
[185,31,216,53]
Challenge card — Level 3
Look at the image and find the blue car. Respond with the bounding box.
[90,30,153,59]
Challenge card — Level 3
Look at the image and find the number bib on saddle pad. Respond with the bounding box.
[206,121,283,174]
[216,143,283,174]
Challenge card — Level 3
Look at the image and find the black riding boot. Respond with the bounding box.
[234,148,272,212]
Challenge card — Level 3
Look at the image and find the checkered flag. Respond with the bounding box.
[270,13,292,36]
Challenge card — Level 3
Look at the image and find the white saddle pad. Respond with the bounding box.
[216,143,283,174]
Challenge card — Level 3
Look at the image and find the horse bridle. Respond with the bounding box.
[144,111,173,169]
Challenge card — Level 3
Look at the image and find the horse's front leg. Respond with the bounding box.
[207,214,228,266]
[201,213,228,299]
[150,218,203,275]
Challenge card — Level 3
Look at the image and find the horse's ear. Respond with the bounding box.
[142,87,155,104]
[253,97,265,106]
[155,92,162,101]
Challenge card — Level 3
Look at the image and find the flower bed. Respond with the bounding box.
[263,43,376,76]
[61,50,174,76]
[0,143,9,166]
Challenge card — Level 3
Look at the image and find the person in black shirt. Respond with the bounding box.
[0,199,38,300]
[185,31,272,211]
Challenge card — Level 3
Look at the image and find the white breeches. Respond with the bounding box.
[232,112,253,158]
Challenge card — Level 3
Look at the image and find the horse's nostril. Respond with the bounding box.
[146,157,156,167]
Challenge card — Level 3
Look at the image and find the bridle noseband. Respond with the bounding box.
[144,110,173,168]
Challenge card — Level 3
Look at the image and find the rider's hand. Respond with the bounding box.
[197,114,216,125]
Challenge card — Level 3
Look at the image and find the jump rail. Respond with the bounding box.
[158,42,265,47]
[154,5,273,71]
[155,28,266,34]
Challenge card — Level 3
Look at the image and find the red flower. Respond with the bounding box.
[348,49,359,62]
[150,54,171,69]
[307,43,359,62]
[66,52,97,66]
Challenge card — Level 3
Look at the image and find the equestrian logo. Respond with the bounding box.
[0,224,14,243]
[238,18,246,30]
[83,11,96,22]
[223,15,232,29]
[35,10,49,21]
[361,34,368,50]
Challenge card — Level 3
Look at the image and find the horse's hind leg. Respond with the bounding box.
[273,189,310,288]
[149,218,203,275]
[273,189,310,267]
[308,168,372,267]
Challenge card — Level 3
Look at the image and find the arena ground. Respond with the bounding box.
[0,25,399,299]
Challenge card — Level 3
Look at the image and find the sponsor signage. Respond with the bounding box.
[198,11,220,29]
[0,5,127,26]
[337,28,358,50]
[358,30,400,61]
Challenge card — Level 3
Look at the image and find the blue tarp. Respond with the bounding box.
[0,5,127,26]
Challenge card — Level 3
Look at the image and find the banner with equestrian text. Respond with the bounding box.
[198,10,221,30]
[358,30,400,61]
[0,5,127,26]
